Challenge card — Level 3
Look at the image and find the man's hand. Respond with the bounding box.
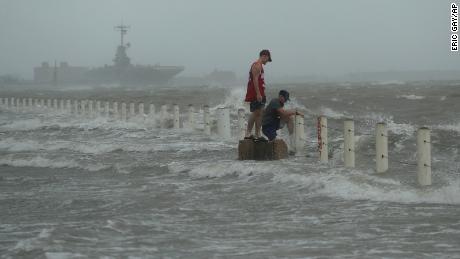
[256,93,262,102]
[295,111,304,117]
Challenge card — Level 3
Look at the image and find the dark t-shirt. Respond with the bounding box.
[262,98,284,127]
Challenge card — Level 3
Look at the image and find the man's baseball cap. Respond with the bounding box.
[279,90,290,101]
[259,49,272,62]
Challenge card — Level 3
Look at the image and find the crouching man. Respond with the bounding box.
[262,90,303,145]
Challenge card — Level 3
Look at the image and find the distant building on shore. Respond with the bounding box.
[34,61,89,84]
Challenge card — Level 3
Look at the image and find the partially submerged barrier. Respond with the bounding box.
[0,95,442,186]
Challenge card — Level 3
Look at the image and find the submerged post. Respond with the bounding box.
[113,101,119,119]
[417,127,431,186]
[104,101,110,117]
[149,103,155,116]
[96,100,101,116]
[59,99,64,112]
[160,105,168,128]
[138,103,145,118]
[129,102,135,118]
[73,100,78,115]
[173,104,180,129]
[237,108,246,140]
[217,107,231,139]
[188,104,195,130]
[294,114,305,156]
[66,99,71,113]
[21,98,26,110]
[343,119,355,168]
[82,100,87,116]
[376,123,388,173]
[121,102,127,121]
[319,116,328,163]
[203,105,211,135]
[88,100,94,117]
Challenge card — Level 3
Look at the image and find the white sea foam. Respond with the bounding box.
[272,169,460,205]
[397,94,425,100]
[173,159,460,205]
[318,107,348,119]
[434,122,460,134]
[0,155,109,172]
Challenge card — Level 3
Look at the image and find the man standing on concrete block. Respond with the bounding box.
[262,90,303,148]
[244,49,272,141]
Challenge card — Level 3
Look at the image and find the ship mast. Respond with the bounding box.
[115,23,130,47]
[113,23,131,68]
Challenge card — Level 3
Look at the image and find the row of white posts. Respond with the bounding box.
[317,116,432,186]
[1,96,307,152]
[1,97,431,185]
[0,96,228,138]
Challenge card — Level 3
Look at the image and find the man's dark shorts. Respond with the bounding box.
[249,96,266,112]
[262,119,280,141]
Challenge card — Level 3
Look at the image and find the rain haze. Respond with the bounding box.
[0,0,457,79]
[1,1,460,258]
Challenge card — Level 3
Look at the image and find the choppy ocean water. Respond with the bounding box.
[1,81,460,258]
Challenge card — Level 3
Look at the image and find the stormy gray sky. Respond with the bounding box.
[0,0,457,79]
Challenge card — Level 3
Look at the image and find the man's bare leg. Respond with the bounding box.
[246,112,256,137]
[246,109,263,138]
[254,109,262,138]
[281,114,294,135]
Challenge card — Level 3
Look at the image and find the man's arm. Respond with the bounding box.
[277,108,303,117]
[251,63,262,101]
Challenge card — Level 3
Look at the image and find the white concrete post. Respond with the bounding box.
[73,100,78,115]
[173,104,180,129]
[96,101,101,116]
[417,127,432,186]
[10,97,14,108]
[319,116,328,163]
[16,98,21,111]
[88,100,94,117]
[129,102,135,118]
[203,105,211,135]
[376,123,388,173]
[59,99,64,112]
[66,99,71,112]
[113,102,119,119]
[47,99,52,109]
[237,108,246,140]
[149,103,155,116]
[294,114,306,157]
[40,99,45,108]
[217,107,231,139]
[121,102,127,121]
[187,104,195,129]
[104,101,110,117]
[343,119,355,168]
[138,103,144,115]
[28,98,33,108]
[160,105,168,128]
[22,98,27,110]
[82,100,87,116]
[53,99,58,110]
